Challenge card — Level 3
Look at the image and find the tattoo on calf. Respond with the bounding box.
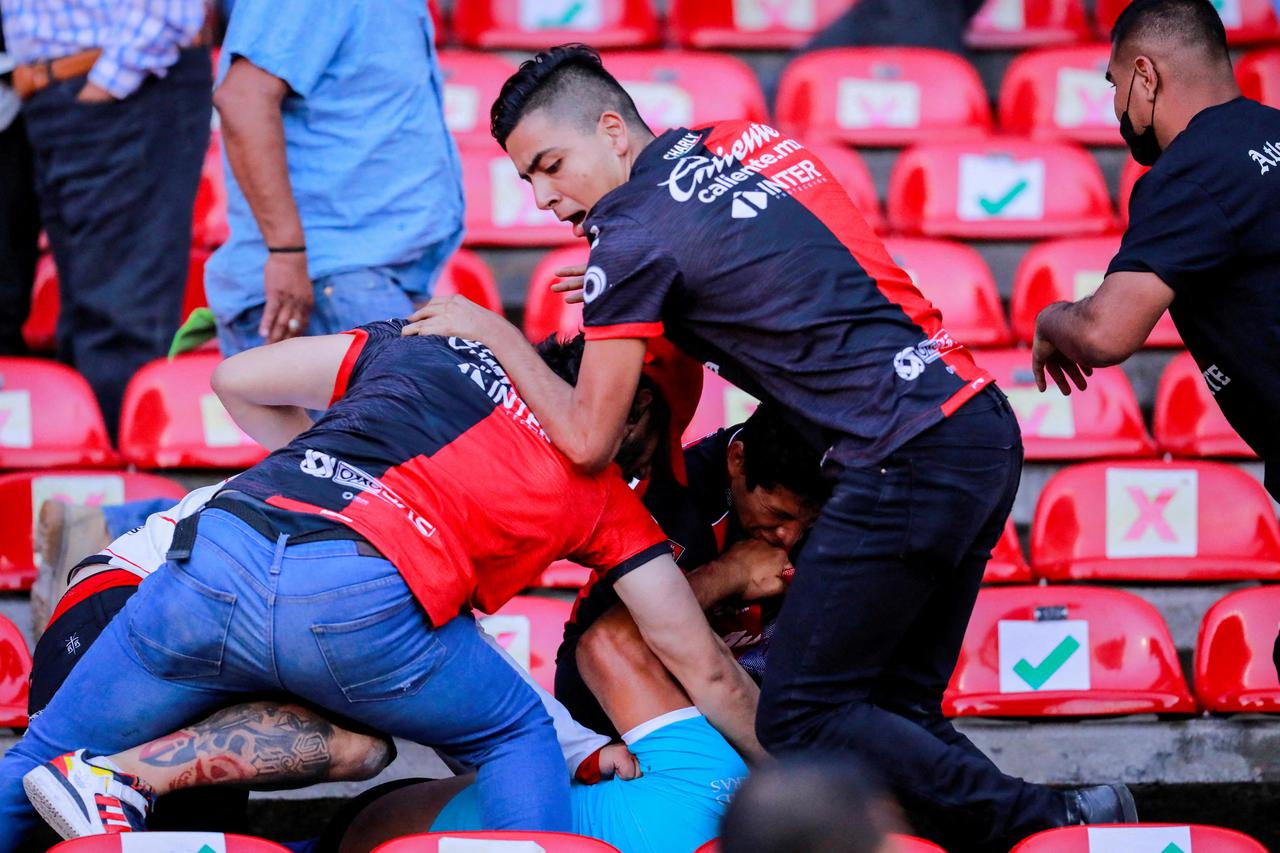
[138,703,335,788]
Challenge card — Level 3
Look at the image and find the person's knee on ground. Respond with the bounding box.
[720,755,900,853]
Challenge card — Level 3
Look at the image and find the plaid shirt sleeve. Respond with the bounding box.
[87,0,206,99]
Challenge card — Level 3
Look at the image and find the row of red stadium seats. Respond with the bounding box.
[422,0,1280,51]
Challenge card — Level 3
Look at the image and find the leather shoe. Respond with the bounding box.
[1065,783,1139,825]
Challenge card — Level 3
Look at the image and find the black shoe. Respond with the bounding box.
[1064,783,1139,825]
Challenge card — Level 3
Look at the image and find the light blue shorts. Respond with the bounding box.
[431,709,749,853]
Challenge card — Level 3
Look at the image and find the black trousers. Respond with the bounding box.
[21,48,211,439]
[0,112,39,355]
[757,387,1064,853]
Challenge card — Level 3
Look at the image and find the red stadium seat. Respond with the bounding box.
[683,369,760,445]
[601,51,768,132]
[439,51,517,145]
[524,246,588,343]
[986,519,1033,583]
[1154,351,1256,459]
[118,352,268,469]
[1195,587,1280,713]
[694,842,719,853]
[883,237,1012,348]
[808,143,885,233]
[479,595,572,693]
[437,249,504,313]
[23,248,212,355]
[1097,0,1280,44]
[1116,158,1149,228]
[887,138,1113,239]
[998,45,1121,145]
[536,559,593,590]
[0,613,31,728]
[975,349,1155,460]
[50,835,294,853]
[943,585,1195,717]
[376,833,621,852]
[193,134,229,248]
[1011,824,1269,853]
[775,48,991,148]
[0,470,185,591]
[1009,236,1180,347]
[892,837,948,853]
[452,0,658,50]
[430,0,446,44]
[1031,461,1280,582]
[0,358,116,469]
[1237,48,1280,108]
[460,142,579,248]
[667,0,848,49]
[966,0,1091,49]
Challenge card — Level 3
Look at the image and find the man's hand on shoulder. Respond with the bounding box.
[401,294,509,341]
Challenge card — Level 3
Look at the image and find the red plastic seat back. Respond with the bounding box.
[602,51,767,132]
[1237,48,1280,108]
[118,352,268,470]
[1195,587,1280,713]
[1011,824,1269,852]
[944,585,1194,717]
[892,836,947,852]
[0,358,116,469]
[51,834,295,853]
[194,134,229,248]
[0,613,31,728]
[1010,236,1180,347]
[683,370,760,445]
[479,595,572,693]
[807,143,885,233]
[461,142,579,248]
[375,831,622,852]
[985,519,1032,583]
[883,237,1011,348]
[1097,0,1280,43]
[0,470,185,591]
[975,349,1154,459]
[667,0,848,49]
[452,0,659,50]
[966,0,1091,48]
[1031,460,1280,582]
[524,247,588,343]
[439,51,518,145]
[888,138,1113,239]
[998,45,1120,145]
[776,48,991,147]
[436,249,503,313]
[1154,352,1255,459]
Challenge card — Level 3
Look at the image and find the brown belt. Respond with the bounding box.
[12,48,103,100]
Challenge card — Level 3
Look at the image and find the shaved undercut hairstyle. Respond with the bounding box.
[491,43,650,149]
[1112,0,1230,62]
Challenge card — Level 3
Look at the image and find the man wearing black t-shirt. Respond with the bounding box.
[1034,0,1280,499]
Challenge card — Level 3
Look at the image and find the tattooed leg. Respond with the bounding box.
[105,701,393,795]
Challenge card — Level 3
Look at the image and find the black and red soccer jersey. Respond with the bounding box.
[581,121,991,465]
[231,320,669,626]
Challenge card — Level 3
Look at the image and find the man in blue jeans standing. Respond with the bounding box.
[204,0,463,352]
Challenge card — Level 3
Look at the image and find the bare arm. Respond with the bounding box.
[402,298,645,472]
[686,539,793,610]
[1032,270,1174,395]
[210,333,353,449]
[613,554,765,763]
[213,57,312,343]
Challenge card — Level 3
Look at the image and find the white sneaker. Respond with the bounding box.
[23,749,156,838]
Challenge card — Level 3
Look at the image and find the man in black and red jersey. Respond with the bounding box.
[402,45,1137,851]
[556,403,829,737]
[0,322,762,849]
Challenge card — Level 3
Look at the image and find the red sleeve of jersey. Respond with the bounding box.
[571,473,671,583]
[328,328,370,407]
[582,321,665,341]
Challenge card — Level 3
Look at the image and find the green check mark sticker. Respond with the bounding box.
[978,179,1029,216]
[540,0,584,27]
[1161,845,1187,853]
[1013,635,1081,690]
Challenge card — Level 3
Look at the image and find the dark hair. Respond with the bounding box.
[1112,0,1230,61]
[737,405,830,507]
[721,755,892,853]
[490,44,649,149]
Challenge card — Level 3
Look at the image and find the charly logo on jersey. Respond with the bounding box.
[659,123,825,207]
[1248,140,1280,175]
[298,449,436,538]
[582,265,607,303]
[663,131,701,160]
[893,329,959,381]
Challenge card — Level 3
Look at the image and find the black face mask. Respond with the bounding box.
[1119,65,1162,166]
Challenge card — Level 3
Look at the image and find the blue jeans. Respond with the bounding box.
[0,509,570,849]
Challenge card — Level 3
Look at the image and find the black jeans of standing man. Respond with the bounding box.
[0,111,39,355]
[21,47,211,438]
[757,386,1067,853]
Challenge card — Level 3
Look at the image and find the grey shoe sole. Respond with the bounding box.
[23,764,92,840]
[1110,782,1140,823]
